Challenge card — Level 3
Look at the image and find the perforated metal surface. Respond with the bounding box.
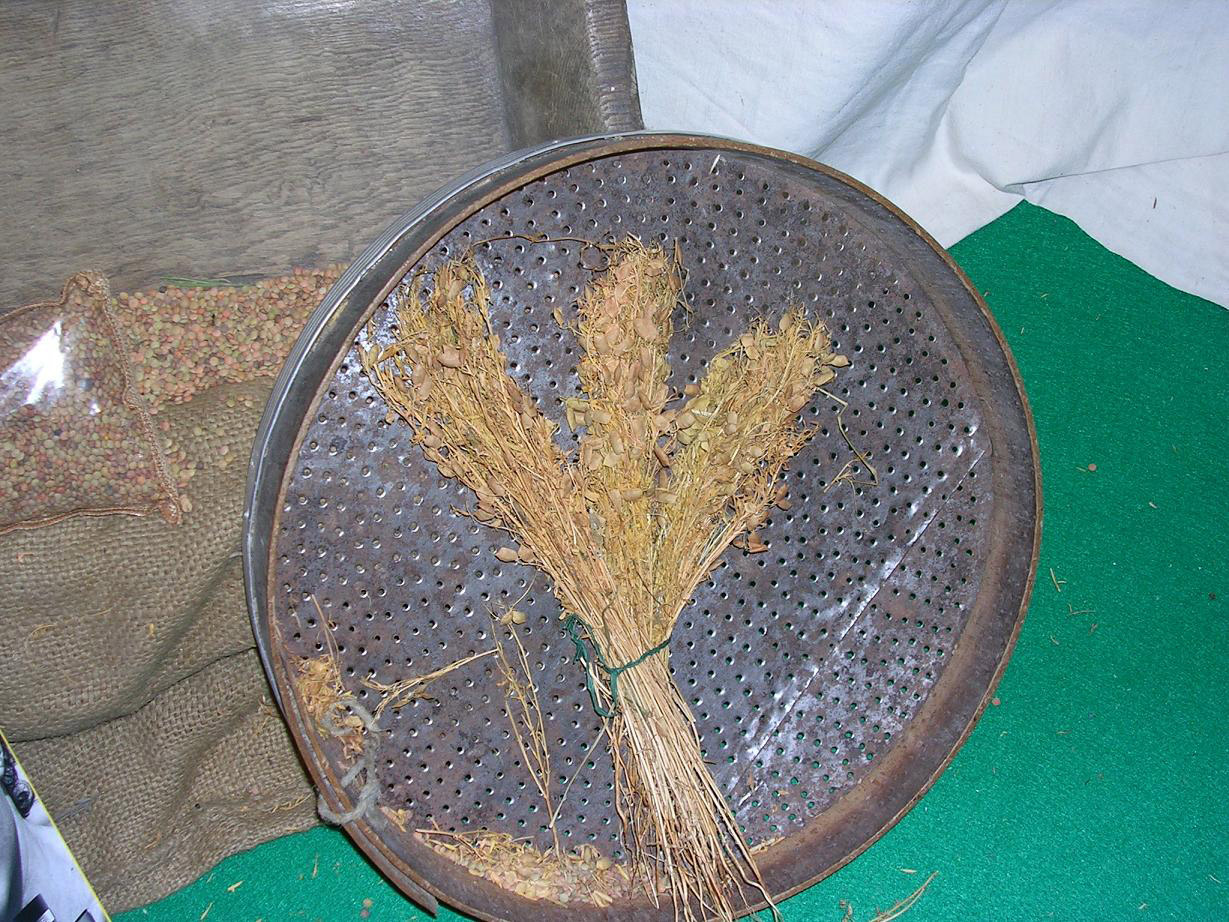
[248,135,1039,921]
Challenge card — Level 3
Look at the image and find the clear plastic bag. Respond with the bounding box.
[0,273,180,534]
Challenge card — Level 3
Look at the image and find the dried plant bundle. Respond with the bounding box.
[363,238,852,921]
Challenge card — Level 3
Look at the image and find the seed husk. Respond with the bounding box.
[633,313,658,341]
[686,395,711,416]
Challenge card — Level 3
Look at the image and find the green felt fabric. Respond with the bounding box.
[117,203,1229,922]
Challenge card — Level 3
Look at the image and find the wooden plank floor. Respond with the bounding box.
[0,0,510,306]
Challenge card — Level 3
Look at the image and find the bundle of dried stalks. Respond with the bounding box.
[363,238,852,921]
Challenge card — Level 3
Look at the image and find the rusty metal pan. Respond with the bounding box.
[243,132,1041,920]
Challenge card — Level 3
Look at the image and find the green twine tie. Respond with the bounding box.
[563,614,671,718]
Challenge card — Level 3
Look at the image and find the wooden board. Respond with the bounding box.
[0,0,640,307]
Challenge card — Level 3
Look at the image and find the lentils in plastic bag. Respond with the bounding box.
[0,273,180,534]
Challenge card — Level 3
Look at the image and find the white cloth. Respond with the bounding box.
[628,0,1229,307]
[1,741,105,922]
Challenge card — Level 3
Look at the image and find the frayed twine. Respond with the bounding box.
[316,697,383,826]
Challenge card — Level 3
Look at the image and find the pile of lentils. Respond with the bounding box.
[0,273,172,531]
[117,266,343,501]
[0,266,343,531]
[115,265,344,409]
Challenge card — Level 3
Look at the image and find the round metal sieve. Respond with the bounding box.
[244,133,1040,920]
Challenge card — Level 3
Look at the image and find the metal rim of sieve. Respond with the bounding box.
[243,132,1041,921]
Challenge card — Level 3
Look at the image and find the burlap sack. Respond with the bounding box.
[15,650,313,911]
[0,377,314,911]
